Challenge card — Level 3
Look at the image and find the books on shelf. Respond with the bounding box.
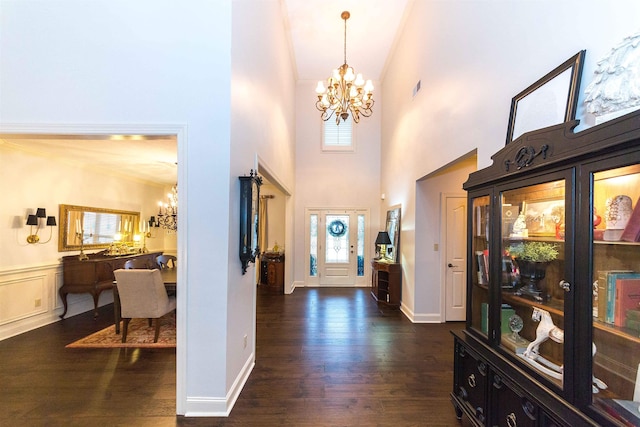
[626,308,640,332]
[615,278,640,327]
[476,250,489,285]
[597,270,640,324]
[481,303,514,335]
[502,205,519,239]
[475,205,490,240]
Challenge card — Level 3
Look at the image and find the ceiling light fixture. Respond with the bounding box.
[153,184,178,231]
[315,11,374,125]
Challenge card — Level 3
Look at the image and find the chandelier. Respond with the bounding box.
[315,11,374,124]
[156,184,178,231]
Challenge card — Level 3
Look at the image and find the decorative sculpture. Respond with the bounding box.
[584,31,640,120]
[518,307,607,392]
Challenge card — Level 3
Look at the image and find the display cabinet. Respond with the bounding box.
[452,109,640,426]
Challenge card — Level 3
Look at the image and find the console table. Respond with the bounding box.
[371,260,401,307]
[260,252,284,293]
[59,251,162,319]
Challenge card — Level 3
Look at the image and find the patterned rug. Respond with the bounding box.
[66,312,176,348]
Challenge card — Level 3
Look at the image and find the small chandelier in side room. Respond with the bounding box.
[156,184,178,231]
[315,11,374,125]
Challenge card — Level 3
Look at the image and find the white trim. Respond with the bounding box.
[401,301,443,323]
[184,354,255,417]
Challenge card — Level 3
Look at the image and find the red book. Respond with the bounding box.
[615,278,640,326]
[621,196,640,242]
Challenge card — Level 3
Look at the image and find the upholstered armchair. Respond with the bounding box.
[113,269,177,343]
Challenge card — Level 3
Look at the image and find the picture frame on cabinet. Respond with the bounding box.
[524,198,564,237]
[505,50,585,145]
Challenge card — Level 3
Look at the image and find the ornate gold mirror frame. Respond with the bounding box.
[58,204,140,252]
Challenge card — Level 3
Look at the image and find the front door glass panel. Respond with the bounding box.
[325,215,350,263]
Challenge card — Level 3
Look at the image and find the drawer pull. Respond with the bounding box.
[478,361,487,376]
[506,412,517,427]
[468,373,476,388]
[493,374,503,389]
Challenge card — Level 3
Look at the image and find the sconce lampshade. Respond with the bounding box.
[46,216,57,226]
[36,208,46,218]
[26,215,38,226]
[375,231,392,245]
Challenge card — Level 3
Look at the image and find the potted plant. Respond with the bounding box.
[506,242,559,301]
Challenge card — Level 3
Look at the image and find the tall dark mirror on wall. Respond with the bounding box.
[385,206,401,262]
[239,170,262,274]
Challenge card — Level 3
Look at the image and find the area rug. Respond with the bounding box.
[66,312,176,348]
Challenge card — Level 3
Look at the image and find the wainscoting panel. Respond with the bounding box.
[0,263,70,340]
[0,274,47,325]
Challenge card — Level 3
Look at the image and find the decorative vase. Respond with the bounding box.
[515,259,549,302]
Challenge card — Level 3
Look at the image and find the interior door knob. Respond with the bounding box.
[448,263,458,268]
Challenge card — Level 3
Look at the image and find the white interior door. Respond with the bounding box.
[445,195,467,321]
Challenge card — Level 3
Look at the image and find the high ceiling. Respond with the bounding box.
[0,1,411,185]
[284,0,412,81]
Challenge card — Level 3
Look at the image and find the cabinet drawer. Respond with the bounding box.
[455,341,488,424]
[491,373,538,427]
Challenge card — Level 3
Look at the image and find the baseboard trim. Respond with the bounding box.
[182,352,255,417]
[400,302,444,323]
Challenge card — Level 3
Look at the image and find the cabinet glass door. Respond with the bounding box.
[591,163,640,421]
[470,194,490,336]
[499,178,566,391]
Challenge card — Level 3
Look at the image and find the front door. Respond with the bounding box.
[306,209,368,286]
[445,195,467,321]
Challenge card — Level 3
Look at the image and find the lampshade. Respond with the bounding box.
[26,215,38,226]
[375,231,392,245]
[46,216,57,226]
[36,208,46,218]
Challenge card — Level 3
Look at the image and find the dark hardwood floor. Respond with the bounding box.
[0,287,465,426]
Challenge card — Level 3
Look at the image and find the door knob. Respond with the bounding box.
[448,263,458,268]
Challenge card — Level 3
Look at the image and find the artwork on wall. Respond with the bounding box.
[385,206,401,263]
[505,50,585,145]
[584,30,640,123]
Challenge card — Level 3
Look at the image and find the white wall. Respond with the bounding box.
[228,0,296,401]
[294,80,382,285]
[381,0,640,321]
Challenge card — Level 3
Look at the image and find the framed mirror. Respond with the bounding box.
[58,204,140,252]
[385,205,401,262]
[505,50,585,144]
[239,170,262,274]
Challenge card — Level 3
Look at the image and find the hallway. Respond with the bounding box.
[0,288,464,426]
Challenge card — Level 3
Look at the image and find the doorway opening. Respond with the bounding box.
[415,151,477,322]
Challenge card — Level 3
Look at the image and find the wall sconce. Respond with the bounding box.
[26,208,57,244]
[149,216,160,229]
[374,231,392,260]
